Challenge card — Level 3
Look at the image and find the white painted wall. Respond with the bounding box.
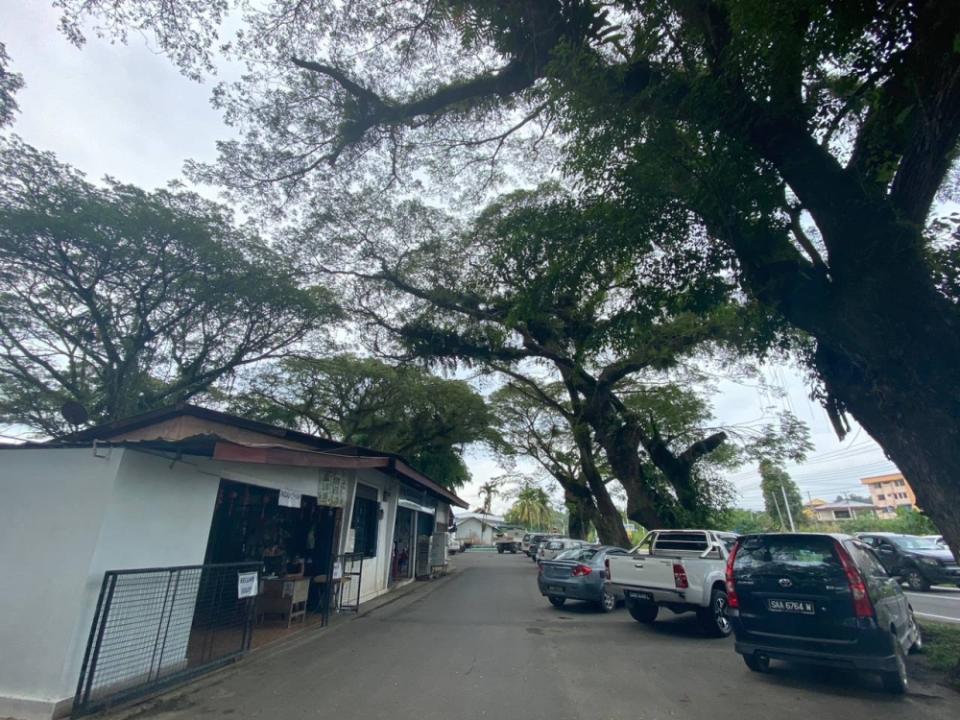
[346,471,399,604]
[63,450,223,703]
[0,447,122,720]
[456,517,497,545]
[0,446,425,719]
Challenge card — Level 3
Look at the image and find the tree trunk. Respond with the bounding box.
[816,338,960,561]
[568,420,631,547]
[565,492,592,540]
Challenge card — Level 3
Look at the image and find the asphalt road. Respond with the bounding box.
[132,552,958,720]
[907,586,960,624]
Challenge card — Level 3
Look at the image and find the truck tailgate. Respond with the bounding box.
[609,555,679,592]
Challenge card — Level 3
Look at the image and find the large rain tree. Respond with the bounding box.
[228,354,492,489]
[314,188,808,541]
[0,137,337,436]
[56,1,960,554]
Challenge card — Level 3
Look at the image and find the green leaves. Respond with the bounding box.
[230,354,492,489]
[0,137,336,436]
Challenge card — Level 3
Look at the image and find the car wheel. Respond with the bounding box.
[909,611,923,654]
[497,546,504,554]
[743,653,770,673]
[905,569,930,592]
[881,637,909,694]
[510,548,517,554]
[548,595,566,608]
[697,587,733,637]
[627,600,658,624]
[598,590,617,613]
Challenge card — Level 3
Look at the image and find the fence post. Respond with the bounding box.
[148,571,176,682]
[78,573,117,709]
[155,569,182,677]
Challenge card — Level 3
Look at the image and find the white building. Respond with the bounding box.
[806,499,876,522]
[453,512,506,546]
[0,405,466,720]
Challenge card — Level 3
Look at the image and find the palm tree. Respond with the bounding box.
[478,481,499,515]
[509,484,552,531]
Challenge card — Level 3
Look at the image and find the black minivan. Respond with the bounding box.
[726,533,922,693]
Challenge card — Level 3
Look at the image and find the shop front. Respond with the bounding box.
[204,477,344,629]
[390,483,439,583]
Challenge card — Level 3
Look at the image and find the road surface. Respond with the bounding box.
[908,586,960,625]
[132,552,958,720]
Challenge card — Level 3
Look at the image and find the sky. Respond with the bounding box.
[2,2,899,514]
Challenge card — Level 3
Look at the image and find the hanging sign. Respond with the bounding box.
[317,470,351,507]
[278,488,302,508]
[237,571,259,598]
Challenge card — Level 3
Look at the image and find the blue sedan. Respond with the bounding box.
[537,545,630,612]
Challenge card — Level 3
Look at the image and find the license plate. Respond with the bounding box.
[548,586,564,593]
[628,591,654,603]
[768,598,815,614]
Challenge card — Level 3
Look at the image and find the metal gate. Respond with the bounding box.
[72,562,260,717]
[337,552,363,614]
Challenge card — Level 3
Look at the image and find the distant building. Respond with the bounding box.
[861,472,916,519]
[806,500,876,523]
[452,511,506,546]
[802,498,828,520]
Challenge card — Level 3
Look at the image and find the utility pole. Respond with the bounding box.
[782,485,796,532]
[772,494,786,530]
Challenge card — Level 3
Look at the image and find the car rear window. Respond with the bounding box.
[654,532,708,552]
[546,541,564,550]
[734,536,842,571]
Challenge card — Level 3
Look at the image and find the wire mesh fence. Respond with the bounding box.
[72,562,259,717]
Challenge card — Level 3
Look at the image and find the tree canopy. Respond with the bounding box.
[50,0,960,555]
[0,137,338,436]
[229,354,492,489]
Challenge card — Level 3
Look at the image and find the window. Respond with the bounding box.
[833,509,851,519]
[895,480,906,487]
[653,532,709,553]
[846,541,887,577]
[877,494,886,500]
[734,536,842,572]
[350,484,380,558]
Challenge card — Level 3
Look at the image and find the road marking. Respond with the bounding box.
[906,592,960,603]
[914,611,960,624]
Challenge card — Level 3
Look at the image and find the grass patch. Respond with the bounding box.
[920,622,960,683]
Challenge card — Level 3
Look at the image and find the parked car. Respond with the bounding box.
[857,532,960,591]
[538,545,630,611]
[448,534,463,554]
[527,533,560,561]
[727,533,922,694]
[521,533,534,555]
[537,538,588,563]
[605,529,738,637]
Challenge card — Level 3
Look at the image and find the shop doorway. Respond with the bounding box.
[203,479,341,640]
[390,507,415,583]
[415,512,435,578]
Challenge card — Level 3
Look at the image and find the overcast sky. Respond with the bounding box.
[2,1,898,514]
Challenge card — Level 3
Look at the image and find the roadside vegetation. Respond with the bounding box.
[918,623,960,690]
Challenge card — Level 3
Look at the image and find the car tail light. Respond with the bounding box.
[673,563,689,589]
[834,541,875,618]
[725,540,741,609]
[604,558,611,580]
[572,564,592,577]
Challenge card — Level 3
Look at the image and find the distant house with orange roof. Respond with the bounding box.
[861,472,916,519]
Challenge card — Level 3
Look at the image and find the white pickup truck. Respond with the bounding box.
[605,529,739,637]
